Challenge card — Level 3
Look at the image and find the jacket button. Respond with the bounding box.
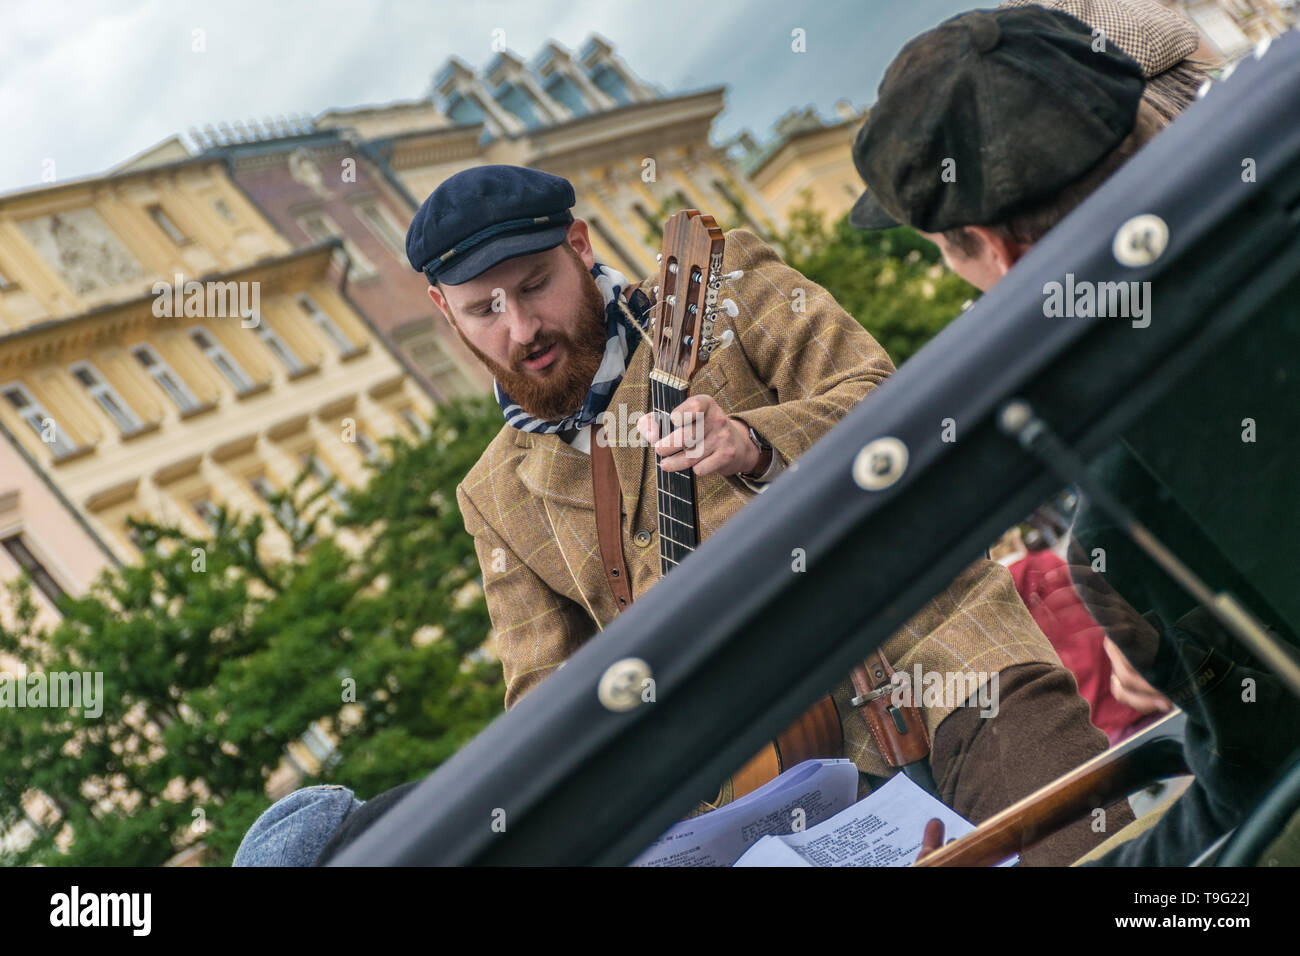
[634,530,652,548]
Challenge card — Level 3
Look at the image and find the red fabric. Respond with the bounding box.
[1006,550,1147,744]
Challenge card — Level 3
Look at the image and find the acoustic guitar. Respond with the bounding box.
[645,209,843,801]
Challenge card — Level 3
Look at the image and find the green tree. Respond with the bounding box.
[773,189,979,365]
[0,395,505,867]
[1,199,974,866]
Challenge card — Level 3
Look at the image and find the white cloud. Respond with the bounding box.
[0,0,969,194]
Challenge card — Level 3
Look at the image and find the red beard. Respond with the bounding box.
[449,262,610,422]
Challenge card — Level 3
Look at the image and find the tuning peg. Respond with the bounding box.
[653,286,659,296]
[700,329,734,355]
[666,294,677,306]
[721,299,739,317]
[668,262,678,275]
[656,253,662,263]
[723,270,744,281]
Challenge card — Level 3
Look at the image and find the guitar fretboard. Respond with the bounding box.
[650,373,699,575]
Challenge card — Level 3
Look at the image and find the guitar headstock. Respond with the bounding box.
[651,210,727,384]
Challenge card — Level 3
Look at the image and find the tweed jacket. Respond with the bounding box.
[456,229,1066,777]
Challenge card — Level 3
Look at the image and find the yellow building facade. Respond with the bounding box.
[0,156,434,570]
[737,102,867,227]
[319,36,781,282]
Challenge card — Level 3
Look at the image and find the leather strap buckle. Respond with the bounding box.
[850,678,903,708]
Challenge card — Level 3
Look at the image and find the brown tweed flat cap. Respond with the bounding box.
[999,0,1202,76]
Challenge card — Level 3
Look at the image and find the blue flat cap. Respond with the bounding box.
[405,165,577,285]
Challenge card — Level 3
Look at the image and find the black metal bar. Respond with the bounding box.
[330,31,1300,866]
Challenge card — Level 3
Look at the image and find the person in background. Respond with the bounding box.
[852,2,1297,864]
[991,514,1158,745]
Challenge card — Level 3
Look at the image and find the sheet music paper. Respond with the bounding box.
[630,758,859,867]
[735,772,1018,867]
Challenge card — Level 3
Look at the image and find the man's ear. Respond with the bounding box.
[966,225,1029,276]
[427,283,448,316]
[567,219,596,271]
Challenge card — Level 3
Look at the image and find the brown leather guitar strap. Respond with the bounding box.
[592,422,934,791]
[591,422,633,612]
[851,650,936,793]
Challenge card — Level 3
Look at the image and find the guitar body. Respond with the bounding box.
[728,694,844,799]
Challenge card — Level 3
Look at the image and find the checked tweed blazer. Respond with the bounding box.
[456,229,1065,777]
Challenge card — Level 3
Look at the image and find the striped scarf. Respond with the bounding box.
[495,262,652,433]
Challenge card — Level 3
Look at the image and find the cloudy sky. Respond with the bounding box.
[0,0,975,195]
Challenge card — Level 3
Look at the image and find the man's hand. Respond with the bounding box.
[636,396,760,478]
[1063,535,1171,715]
[915,818,946,863]
[1102,635,1173,715]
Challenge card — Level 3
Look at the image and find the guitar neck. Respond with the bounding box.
[650,370,699,574]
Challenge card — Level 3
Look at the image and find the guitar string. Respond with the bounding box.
[652,375,699,574]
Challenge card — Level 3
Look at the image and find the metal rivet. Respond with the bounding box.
[598,657,652,712]
[852,437,908,491]
[634,530,653,547]
[1112,213,1169,268]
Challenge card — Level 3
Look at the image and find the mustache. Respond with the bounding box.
[512,334,562,367]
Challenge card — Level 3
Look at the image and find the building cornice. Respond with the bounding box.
[0,241,343,371]
[384,125,487,171]
[224,134,354,172]
[747,115,861,182]
[0,156,226,213]
[518,87,725,168]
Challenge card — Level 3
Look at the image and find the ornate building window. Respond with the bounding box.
[69,361,143,434]
[190,496,221,532]
[398,407,430,441]
[255,319,306,375]
[354,200,408,259]
[2,383,77,457]
[250,474,297,529]
[587,217,643,277]
[296,211,378,280]
[354,429,382,464]
[189,328,256,394]
[296,294,355,355]
[712,178,762,233]
[301,450,348,506]
[633,202,662,243]
[148,205,190,245]
[1,534,67,610]
[132,344,201,413]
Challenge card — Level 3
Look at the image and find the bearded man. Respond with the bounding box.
[414,164,1129,865]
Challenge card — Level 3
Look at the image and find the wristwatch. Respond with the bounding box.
[738,423,773,480]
